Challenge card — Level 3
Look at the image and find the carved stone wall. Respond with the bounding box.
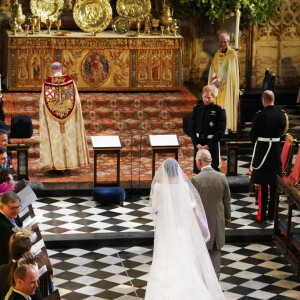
[0,0,299,90]
[251,0,300,88]
[180,0,300,90]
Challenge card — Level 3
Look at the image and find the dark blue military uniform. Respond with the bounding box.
[250,105,288,221]
[190,102,226,173]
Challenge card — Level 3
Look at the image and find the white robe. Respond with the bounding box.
[39,74,89,171]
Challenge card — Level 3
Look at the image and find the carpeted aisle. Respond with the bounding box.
[3,86,199,183]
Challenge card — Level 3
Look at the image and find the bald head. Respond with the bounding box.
[51,62,62,76]
[14,264,39,295]
[262,90,275,107]
[51,62,62,70]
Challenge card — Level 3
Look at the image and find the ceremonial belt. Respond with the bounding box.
[250,137,280,171]
[196,134,214,139]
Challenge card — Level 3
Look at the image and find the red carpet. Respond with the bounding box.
[3,86,203,184]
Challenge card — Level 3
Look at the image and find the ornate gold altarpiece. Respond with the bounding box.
[5,30,183,91]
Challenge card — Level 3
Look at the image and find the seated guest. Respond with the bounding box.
[0,129,9,148]
[0,234,32,299]
[0,192,23,265]
[0,146,13,171]
[0,233,42,300]
[0,130,12,167]
[8,264,39,300]
[0,168,14,195]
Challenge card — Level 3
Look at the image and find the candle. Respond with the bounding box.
[0,74,2,91]
[235,9,241,48]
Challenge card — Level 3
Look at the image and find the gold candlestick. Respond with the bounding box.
[34,16,41,32]
[135,19,141,36]
[46,18,52,35]
[24,24,29,36]
[28,16,37,35]
[151,19,159,35]
[10,18,18,35]
[55,19,62,33]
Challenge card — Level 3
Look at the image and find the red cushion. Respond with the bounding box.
[291,150,300,183]
[283,176,296,185]
[281,140,292,171]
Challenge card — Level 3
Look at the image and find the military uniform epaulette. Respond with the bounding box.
[276,107,286,113]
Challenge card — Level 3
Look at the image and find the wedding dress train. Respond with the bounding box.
[145,159,225,300]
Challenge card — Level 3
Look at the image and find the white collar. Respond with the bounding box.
[54,72,63,76]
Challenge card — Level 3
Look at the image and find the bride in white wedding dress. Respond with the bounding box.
[145,158,225,300]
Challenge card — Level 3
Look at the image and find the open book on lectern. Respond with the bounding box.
[149,134,179,147]
[91,135,121,148]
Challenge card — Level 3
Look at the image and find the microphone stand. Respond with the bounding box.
[138,134,142,198]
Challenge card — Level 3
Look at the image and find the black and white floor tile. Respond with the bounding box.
[32,193,295,235]
[35,104,300,299]
[48,243,300,300]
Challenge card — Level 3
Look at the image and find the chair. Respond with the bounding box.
[281,134,295,176]
[283,144,300,192]
[10,115,33,138]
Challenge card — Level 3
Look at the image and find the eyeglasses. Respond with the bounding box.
[6,205,21,211]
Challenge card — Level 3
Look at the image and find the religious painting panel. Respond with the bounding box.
[9,48,55,90]
[75,49,130,90]
[135,49,179,89]
[6,33,182,91]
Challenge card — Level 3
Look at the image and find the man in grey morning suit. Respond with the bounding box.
[191,149,231,279]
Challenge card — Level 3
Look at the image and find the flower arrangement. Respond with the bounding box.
[178,0,284,25]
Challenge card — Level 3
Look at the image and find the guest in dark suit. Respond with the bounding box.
[0,192,23,265]
[191,149,231,279]
[250,90,288,222]
[0,131,13,169]
[0,234,32,300]
[8,264,39,300]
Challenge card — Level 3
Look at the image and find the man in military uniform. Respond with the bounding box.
[250,90,288,222]
[190,85,226,173]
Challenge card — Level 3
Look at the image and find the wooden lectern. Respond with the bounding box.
[91,136,122,187]
[149,134,180,179]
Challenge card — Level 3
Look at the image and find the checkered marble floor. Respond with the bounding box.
[32,193,297,236]
[49,243,300,300]
[35,104,300,299]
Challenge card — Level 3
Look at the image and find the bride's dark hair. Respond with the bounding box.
[164,158,178,178]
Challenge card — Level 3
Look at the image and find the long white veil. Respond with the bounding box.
[145,158,225,300]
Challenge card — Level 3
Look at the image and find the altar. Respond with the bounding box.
[5,30,183,92]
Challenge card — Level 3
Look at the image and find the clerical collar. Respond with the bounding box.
[54,72,63,77]
[221,48,227,53]
[13,288,29,299]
